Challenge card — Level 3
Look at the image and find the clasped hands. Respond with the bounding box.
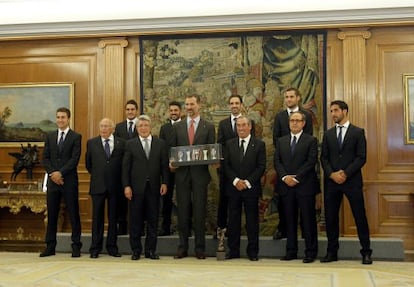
[330,169,347,184]
[50,171,64,185]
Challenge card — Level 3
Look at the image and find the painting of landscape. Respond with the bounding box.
[0,83,73,146]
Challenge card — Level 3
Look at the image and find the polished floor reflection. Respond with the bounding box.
[0,252,413,287]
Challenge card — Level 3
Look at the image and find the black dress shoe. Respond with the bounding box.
[71,247,81,258]
[108,252,122,257]
[131,253,141,260]
[362,254,373,265]
[225,254,240,260]
[248,256,259,261]
[90,253,99,259]
[39,249,55,257]
[145,252,160,260]
[302,257,315,263]
[195,252,206,259]
[320,253,338,263]
[273,230,287,240]
[280,254,297,261]
[174,250,188,259]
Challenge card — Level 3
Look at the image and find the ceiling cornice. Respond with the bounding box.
[0,7,413,39]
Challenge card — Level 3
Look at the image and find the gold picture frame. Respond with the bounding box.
[403,74,414,144]
[0,82,74,147]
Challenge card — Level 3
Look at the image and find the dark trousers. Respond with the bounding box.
[324,182,371,255]
[45,187,81,249]
[161,172,175,233]
[227,194,259,258]
[116,190,128,232]
[216,168,228,229]
[129,183,160,254]
[282,189,318,258]
[89,191,118,254]
[176,176,207,253]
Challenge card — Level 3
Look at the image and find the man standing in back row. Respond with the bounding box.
[320,100,372,265]
[114,99,139,235]
[216,94,255,236]
[272,87,313,240]
[158,101,182,236]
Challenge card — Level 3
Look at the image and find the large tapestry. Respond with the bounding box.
[140,32,326,235]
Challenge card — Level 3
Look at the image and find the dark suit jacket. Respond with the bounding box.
[43,129,81,192]
[85,136,125,195]
[159,120,175,148]
[274,133,318,196]
[320,124,366,187]
[114,121,138,140]
[171,118,216,186]
[273,108,313,147]
[217,116,256,146]
[122,137,169,194]
[223,137,266,197]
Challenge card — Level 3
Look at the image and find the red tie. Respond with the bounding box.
[188,120,195,145]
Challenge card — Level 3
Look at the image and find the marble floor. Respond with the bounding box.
[0,252,413,287]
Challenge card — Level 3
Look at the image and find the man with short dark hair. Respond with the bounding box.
[171,94,216,260]
[320,100,372,265]
[159,101,182,236]
[114,99,139,235]
[40,107,82,258]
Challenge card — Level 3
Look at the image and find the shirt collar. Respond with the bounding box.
[287,107,299,114]
[290,130,303,139]
[187,116,200,125]
[231,114,242,122]
[240,134,251,144]
[58,127,70,135]
[336,121,350,128]
[171,118,181,124]
[139,135,152,142]
[101,134,114,143]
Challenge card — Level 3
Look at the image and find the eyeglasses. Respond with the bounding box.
[289,119,303,123]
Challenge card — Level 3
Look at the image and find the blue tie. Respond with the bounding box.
[291,135,297,155]
[104,139,110,159]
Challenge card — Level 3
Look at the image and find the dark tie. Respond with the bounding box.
[240,139,245,160]
[128,121,134,138]
[337,126,343,148]
[58,131,64,152]
[291,135,297,155]
[188,120,195,145]
[104,139,111,159]
[233,118,237,135]
[143,138,150,159]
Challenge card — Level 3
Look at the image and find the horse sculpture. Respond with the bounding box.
[9,143,40,181]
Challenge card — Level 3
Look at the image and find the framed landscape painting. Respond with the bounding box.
[0,82,74,146]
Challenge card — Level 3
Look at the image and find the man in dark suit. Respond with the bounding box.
[40,107,82,258]
[274,111,318,263]
[272,87,313,240]
[158,100,182,236]
[223,116,266,261]
[114,99,139,235]
[320,100,372,265]
[170,94,215,259]
[216,94,255,236]
[86,118,125,259]
[123,115,169,260]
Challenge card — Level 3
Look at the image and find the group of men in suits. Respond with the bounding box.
[39,90,372,264]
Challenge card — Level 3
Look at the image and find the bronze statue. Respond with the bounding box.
[9,143,40,181]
